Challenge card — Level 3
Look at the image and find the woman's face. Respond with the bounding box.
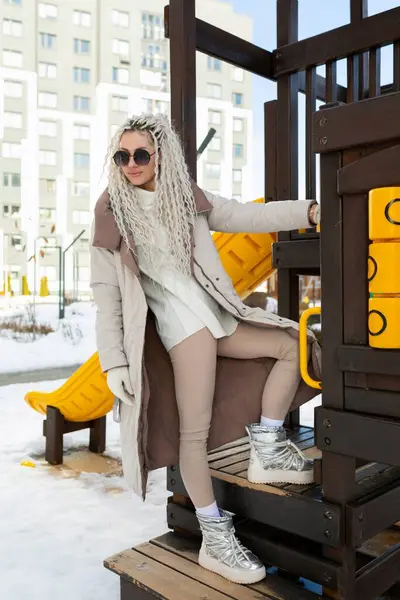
[117,130,157,191]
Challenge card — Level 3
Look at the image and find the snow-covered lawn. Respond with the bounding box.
[0,379,168,600]
[0,301,97,373]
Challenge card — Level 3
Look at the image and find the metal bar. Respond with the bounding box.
[164,5,346,103]
[167,466,341,546]
[316,407,400,466]
[168,0,197,178]
[196,128,216,158]
[273,6,400,76]
[312,92,400,153]
[338,346,400,376]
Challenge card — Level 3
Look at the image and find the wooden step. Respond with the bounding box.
[104,532,324,600]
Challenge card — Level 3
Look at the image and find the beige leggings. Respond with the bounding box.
[169,323,301,509]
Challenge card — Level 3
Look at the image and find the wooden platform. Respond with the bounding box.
[104,530,400,600]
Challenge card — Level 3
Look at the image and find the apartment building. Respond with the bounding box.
[0,0,252,296]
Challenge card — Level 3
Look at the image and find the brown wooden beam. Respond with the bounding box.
[272,239,320,270]
[168,0,197,178]
[338,346,400,376]
[164,5,346,103]
[312,92,400,153]
[355,544,400,600]
[274,7,400,76]
[345,387,400,419]
[338,144,400,195]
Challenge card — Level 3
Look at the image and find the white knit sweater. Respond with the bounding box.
[134,187,238,351]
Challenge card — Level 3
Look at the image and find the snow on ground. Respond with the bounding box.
[0,300,97,373]
[0,379,168,600]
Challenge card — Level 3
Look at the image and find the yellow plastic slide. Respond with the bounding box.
[25,198,277,422]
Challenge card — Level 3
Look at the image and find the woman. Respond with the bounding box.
[90,114,321,585]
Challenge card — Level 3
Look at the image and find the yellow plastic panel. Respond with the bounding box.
[368,242,400,294]
[25,353,114,421]
[26,197,277,420]
[368,297,400,349]
[369,187,400,241]
[212,198,276,299]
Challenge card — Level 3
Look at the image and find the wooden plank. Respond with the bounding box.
[359,527,400,559]
[136,540,266,600]
[345,387,400,419]
[325,61,337,103]
[337,144,400,195]
[345,372,400,394]
[306,67,317,200]
[394,41,400,92]
[338,346,400,376]
[355,544,400,600]
[316,407,400,467]
[369,47,381,98]
[273,7,400,76]
[105,547,232,600]
[312,92,400,153]
[168,0,197,178]
[272,239,320,270]
[265,100,278,203]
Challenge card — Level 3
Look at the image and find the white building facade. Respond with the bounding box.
[0,0,253,296]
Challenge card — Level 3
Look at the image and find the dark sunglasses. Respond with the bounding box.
[113,148,155,167]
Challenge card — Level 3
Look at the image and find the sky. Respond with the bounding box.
[225,0,400,198]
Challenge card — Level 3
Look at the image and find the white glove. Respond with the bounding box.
[107,366,135,406]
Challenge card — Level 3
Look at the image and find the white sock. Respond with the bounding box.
[196,501,220,518]
[260,416,284,428]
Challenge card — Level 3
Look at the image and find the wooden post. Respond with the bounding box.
[89,416,106,454]
[45,405,64,465]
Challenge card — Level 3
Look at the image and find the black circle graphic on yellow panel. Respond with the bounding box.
[384,198,400,226]
[368,310,387,337]
[367,255,378,282]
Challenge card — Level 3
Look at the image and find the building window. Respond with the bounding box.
[73,96,90,112]
[233,118,244,132]
[40,178,56,193]
[73,38,90,54]
[112,67,129,84]
[38,120,57,137]
[11,234,23,250]
[73,124,90,140]
[142,13,164,40]
[208,110,222,125]
[232,67,244,82]
[2,142,21,159]
[111,95,128,112]
[38,61,57,78]
[39,150,57,166]
[3,173,21,187]
[39,32,56,50]
[39,207,56,221]
[207,57,222,71]
[38,91,57,108]
[233,143,244,158]
[73,10,91,27]
[112,39,130,55]
[207,83,222,99]
[38,2,57,19]
[2,18,22,36]
[233,169,242,183]
[73,67,90,83]
[4,112,22,128]
[112,9,129,27]
[209,136,221,151]
[142,44,163,69]
[4,0,21,4]
[205,163,221,178]
[3,50,22,67]
[232,92,243,106]
[4,80,22,98]
[3,204,21,217]
[73,181,90,197]
[73,210,91,225]
[74,153,90,169]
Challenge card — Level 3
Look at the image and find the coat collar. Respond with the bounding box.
[92,179,212,252]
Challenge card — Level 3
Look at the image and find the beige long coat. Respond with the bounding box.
[90,183,321,499]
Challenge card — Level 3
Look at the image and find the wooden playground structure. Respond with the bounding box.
[102,1,400,598]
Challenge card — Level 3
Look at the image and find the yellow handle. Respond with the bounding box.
[299,307,322,390]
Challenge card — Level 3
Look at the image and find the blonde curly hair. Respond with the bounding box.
[104,114,197,275]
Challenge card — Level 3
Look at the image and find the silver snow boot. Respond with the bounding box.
[197,509,266,584]
[246,424,314,485]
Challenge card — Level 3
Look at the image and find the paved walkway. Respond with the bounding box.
[0,364,82,387]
